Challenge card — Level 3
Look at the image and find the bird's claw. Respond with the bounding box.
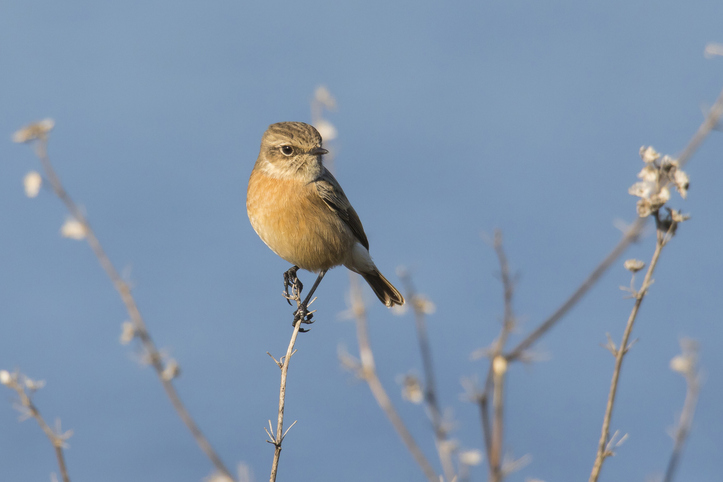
[283,266,302,305]
[292,304,315,332]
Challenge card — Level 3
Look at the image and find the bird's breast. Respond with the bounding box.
[246,170,354,271]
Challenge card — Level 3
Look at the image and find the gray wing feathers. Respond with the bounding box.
[314,170,370,250]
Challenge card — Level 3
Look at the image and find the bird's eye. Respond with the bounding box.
[280,146,294,156]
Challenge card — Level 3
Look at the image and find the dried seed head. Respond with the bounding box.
[629,181,653,199]
[13,119,55,143]
[639,146,660,163]
[669,209,691,223]
[637,165,658,182]
[636,198,653,218]
[624,259,645,272]
[673,169,689,199]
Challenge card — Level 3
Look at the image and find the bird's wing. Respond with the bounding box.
[314,169,370,250]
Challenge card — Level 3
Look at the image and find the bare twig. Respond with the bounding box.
[506,218,645,362]
[268,320,303,482]
[347,276,439,482]
[477,390,493,474]
[474,231,517,482]
[22,134,233,480]
[398,269,456,482]
[268,270,325,482]
[663,339,701,482]
[0,371,71,482]
[589,219,675,482]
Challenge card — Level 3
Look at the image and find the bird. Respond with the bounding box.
[246,121,404,311]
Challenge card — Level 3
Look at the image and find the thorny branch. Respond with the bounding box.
[16,132,233,481]
[0,371,71,482]
[399,269,457,482]
[342,276,439,482]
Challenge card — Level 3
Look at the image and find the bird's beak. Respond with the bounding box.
[311,147,329,156]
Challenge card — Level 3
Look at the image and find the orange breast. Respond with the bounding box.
[246,170,354,272]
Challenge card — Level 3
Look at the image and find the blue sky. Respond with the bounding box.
[1,1,722,481]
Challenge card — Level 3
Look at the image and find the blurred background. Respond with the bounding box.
[1,1,722,481]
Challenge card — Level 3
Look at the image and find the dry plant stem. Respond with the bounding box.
[269,320,303,482]
[506,84,723,363]
[478,393,493,473]
[663,368,700,482]
[490,369,505,482]
[589,225,670,482]
[269,271,325,482]
[33,139,233,481]
[481,231,517,482]
[350,276,439,482]
[506,218,645,362]
[8,381,70,482]
[400,273,456,482]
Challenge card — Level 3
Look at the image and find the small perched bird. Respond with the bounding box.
[247,121,404,308]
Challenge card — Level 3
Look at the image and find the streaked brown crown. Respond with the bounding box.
[262,122,323,150]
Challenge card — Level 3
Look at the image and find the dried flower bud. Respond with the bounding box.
[412,295,436,315]
[637,165,658,182]
[24,377,45,391]
[119,321,136,345]
[660,155,679,171]
[0,370,11,385]
[315,119,337,141]
[390,303,409,316]
[636,198,653,217]
[161,359,180,381]
[401,374,423,404]
[639,146,660,163]
[628,181,653,199]
[705,42,723,58]
[624,259,645,272]
[669,209,690,223]
[673,169,689,199]
[459,449,483,466]
[652,186,670,205]
[13,119,55,143]
[23,172,42,198]
[314,86,337,110]
[492,355,508,375]
[61,218,87,240]
[670,355,691,374]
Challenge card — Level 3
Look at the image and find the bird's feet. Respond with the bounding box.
[283,266,302,305]
[293,303,315,333]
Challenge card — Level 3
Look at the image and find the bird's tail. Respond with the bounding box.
[361,270,405,307]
